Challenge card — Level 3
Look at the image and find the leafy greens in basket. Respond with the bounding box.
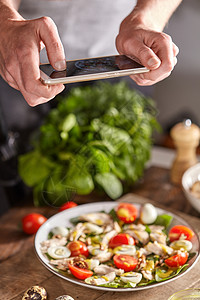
[19,82,159,206]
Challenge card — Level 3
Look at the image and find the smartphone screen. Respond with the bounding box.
[40,55,148,84]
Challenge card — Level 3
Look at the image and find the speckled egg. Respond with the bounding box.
[55,296,74,300]
[22,285,47,300]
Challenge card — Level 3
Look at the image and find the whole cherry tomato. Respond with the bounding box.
[59,201,77,212]
[67,241,89,257]
[22,213,47,235]
[165,251,189,267]
[116,203,138,223]
[113,254,138,272]
[109,233,135,249]
[169,225,194,242]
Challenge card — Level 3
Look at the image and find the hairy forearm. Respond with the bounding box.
[129,0,182,31]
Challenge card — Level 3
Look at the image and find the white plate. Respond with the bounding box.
[35,202,200,292]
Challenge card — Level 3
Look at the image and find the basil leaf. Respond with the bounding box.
[154,214,173,228]
[18,150,54,186]
[95,173,123,199]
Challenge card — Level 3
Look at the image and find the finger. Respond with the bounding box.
[130,70,171,86]
[37,16,66,71]
[125,38,161,70]
[130,74,152,85]
[173,43,179,57]
[152,34,175,73]
[21,85,65,106]
[17,42,64,100]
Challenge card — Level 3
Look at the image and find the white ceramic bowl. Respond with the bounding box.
[182,163,200,213]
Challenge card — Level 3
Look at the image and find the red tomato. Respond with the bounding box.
[67,241,89,257]
[109,233,135,249]
[22,213,47,235]
[113,254,138,272]
[59,201,77,212]
[116,203,138,223]
[68,263,93,280]
[165,251,189,267]
[169,225,194,242]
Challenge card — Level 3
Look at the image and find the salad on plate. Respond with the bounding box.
[40,202,196,289]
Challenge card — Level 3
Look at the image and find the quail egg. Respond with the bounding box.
[140,203,158,224]
[55,296,74,300]
[22,285,47,300]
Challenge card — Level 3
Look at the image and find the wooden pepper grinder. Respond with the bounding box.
[170,119,200,185]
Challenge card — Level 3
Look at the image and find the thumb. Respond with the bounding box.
[37,16,66,71]
[131,42,161,70]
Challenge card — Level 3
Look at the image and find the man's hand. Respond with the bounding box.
[116,0,181,86]
[0,15,66,106]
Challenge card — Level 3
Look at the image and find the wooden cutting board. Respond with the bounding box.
[1,193,200,300]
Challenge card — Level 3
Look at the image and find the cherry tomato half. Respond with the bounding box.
[169,225,194,242]
[116,203,138,224]
[109,233,135,249]
[113,254,138,272]
[67,241,89,257]
[68,263,93,280]
[22,213,47,235]
[165,251,189,267]
[59,201,77,212]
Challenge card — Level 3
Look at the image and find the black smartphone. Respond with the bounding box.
[40,55,149,85]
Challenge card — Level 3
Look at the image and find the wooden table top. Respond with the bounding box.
[1,166,200,300]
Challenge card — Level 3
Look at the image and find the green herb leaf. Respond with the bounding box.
[95,172,123,199]
[154,214,173,228]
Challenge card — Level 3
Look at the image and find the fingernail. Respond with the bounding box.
[147,57,160,68]
[54,59,66,71]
